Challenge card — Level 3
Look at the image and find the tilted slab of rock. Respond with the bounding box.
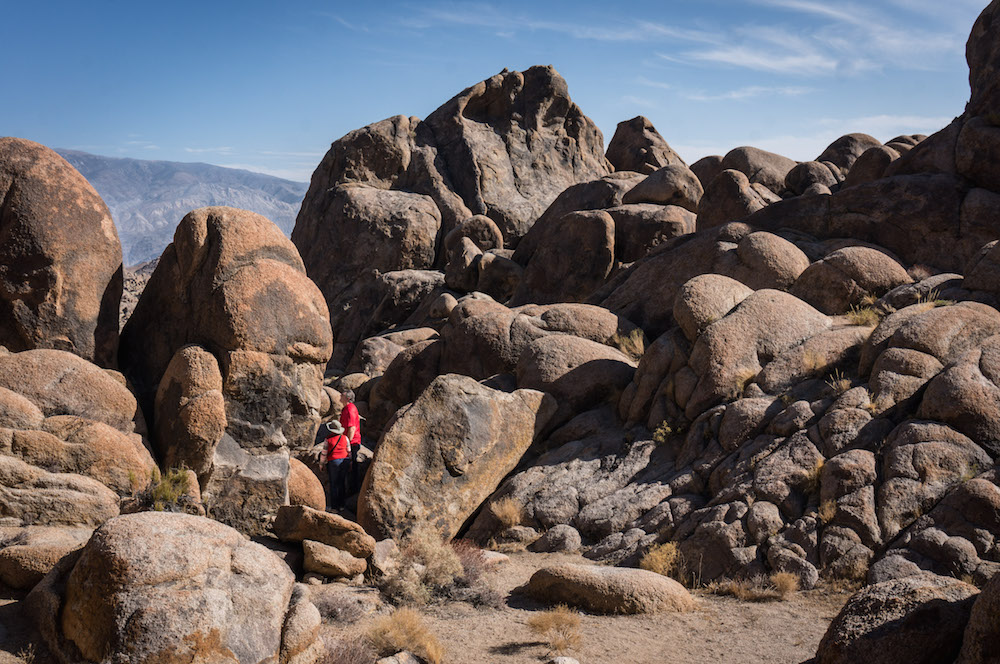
[0,138,122,367]
[120,206,332,534]
[522,563,695,614]
[358,374,555,540]
[28,511,322,664]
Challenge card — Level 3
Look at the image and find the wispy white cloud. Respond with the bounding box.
[683,85,813,102]
[184,146,234,155]
[637,76,672,91]
[621,95,658,109]
[315,12,369,32]
[680,47,837,75]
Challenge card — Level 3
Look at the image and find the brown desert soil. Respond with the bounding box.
[321,550,853,664]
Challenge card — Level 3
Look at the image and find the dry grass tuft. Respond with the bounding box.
[367,608,444,664]
[824,369,851,395]
[490,496,523,530]
[640,542,680,578]
[527,605,582,656]
[803,458,825,496]
[771,572,800,600]
[611,328,647,360]
[846,305,881,327]
[818,499,837,524]
[707,575,778,601]
[320,634,376,664]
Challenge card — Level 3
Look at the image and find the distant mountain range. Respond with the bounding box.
[57,149,310,266]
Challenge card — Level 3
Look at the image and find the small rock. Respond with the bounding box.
[529,525,582,553]
[303,540,367,579]
[523,563,695,614]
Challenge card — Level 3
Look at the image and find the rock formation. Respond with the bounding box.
[0,138,122,367]
[28,511,322,664]
[120,206,333,534]
[293,66,611,369]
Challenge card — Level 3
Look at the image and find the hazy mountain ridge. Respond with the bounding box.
[57,149,308,265]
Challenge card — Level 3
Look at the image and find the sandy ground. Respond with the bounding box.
[0,551,850,664]
[322,551,851,664]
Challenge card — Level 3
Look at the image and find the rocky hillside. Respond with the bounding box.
[57,149,308,265]
[2,2,1000,663]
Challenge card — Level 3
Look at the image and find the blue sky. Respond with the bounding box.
[4,0,988,181]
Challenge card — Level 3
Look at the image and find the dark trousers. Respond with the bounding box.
[326,458,350,509]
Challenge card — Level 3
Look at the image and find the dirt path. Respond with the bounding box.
[324,551,850,664]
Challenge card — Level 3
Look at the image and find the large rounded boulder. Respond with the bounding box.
[358,374,556,540]
[0,138,122,367]
[28,511,322,664]
[120,207,333,534]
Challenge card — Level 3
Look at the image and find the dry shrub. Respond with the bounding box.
[379,524,501,608]
[527,605,582,656]
[490,496,523,530]
[367,608,444,664]
[611,328,647,360]
[640,542,679,578]
[771,572,800,600]
[320,635,375,664]
[130,467,197,513]
[707,575,778,602]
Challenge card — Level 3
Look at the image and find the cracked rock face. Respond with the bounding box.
[120,206,332,534]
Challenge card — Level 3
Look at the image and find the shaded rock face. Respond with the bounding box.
[605,116,686,175]
[294,66,609,369]
[813,574,978,664]
[28,512,322,664]
[120,206,333,534]
[358,374,555,540]
[0,137,122,367]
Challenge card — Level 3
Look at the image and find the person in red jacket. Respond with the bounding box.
[339,389,362,492]
[318,419,351,510]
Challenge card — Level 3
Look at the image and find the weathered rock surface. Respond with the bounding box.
[522,563,695,614]
[0,138,122,367]
[295,66,609,368]
[605,116,685,174]
[302,539,367,578]
[120,206,332,534]
[28,512,322,664]
[958,570,1000,664]
[273,505,376,559]
[358,374,555,539]
[813,574,978,664]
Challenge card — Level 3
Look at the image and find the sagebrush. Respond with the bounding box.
[378,523,501,608]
